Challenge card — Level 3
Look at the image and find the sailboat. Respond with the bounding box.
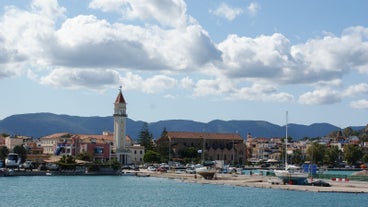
[274,111,308,185]
[195,140,216,180]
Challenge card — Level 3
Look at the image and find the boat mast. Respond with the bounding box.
[285,111,288,170]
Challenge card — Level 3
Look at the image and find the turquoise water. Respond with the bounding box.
[1,176,367,207]
[322,170,355,176]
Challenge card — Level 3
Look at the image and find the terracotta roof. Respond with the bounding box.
[115,91,126,104]
[41,132,70,139]
[166,131,243,141]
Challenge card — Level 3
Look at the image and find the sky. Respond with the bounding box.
[0,0,367,128]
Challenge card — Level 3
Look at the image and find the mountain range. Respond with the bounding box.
[0,113,362,140]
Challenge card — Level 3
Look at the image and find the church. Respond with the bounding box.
[38,88,145,165]
[113,87,144,165]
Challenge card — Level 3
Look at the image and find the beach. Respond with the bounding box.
[142,170,368,193]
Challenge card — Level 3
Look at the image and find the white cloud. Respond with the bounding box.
[343,83,368,97]
[210,3,243,21]
[217,33,290,80]
[1,1,368,107]
[298,89,341,105]
[121,72,177,94]
[180,76,195,89]
[230,83,293,102]
[350,99,368,109]
[40,68,121,90]
[247,2,260,17]
[89,0,188,28]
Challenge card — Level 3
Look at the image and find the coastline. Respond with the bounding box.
[4,169,368,193]
[144,170,368,193]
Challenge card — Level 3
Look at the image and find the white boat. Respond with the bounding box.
[274,112,308,185]
[274,165,308,185]
[196,166,216,179]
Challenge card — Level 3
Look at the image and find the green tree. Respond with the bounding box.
[0,146,9,165]
[325,145,339,164]
[156,129,169,162]
[343,127,353,138]
[343,144,363,165]
[138,122,154,151]
[290,149,303,165]
[143,150,161,163]
[180,147,200,164]
[58,155,76,170]
[362,154,368,163]
[13,145,27,163]
[109,158,122,171]
[76,152,93,161]
[306,142,326,165]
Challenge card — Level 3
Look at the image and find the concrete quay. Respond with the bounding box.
[144,171,368,193]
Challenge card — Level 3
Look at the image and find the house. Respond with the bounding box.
[39,132,144,163]
[5,136,27,151]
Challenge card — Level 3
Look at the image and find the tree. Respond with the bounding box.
[156,129,169,162]
[143,150,161,163]
[138,122,154,151]
[325,145,339,164]
[0,146,9,164]
[362,154,368,163]
[76,152,93,161]
[290,149,303,165]
[13,145,28,163]
[58,155,76,170]
[343,127,353,138]
[109,158,122,171]
[306,142,326,165]
[343,144,363,165]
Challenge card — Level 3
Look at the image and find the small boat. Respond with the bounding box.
[274,165,308,185]
[196,166,216,180]
[136,173,150,177]
[274,112,308,185]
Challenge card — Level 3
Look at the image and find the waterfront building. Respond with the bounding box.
[156,131,246,165]
[5,135,27,151]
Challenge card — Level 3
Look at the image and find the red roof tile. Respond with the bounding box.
[115,91,126,104]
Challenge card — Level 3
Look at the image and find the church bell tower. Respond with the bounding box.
[113,87,127,163]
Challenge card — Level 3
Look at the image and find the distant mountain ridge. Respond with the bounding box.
[0,113,359,140]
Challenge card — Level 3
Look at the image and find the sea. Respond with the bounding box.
[1,175,367,207]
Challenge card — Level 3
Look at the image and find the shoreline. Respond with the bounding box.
[144,171,368,194]
[4,169,368,193]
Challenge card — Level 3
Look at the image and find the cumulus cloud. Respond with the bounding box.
[343,83,368,97]
[89,0,188,28]
[1,1,368,107]
[350,99,368,109]
[230,83,293,102]
[121,72,177,94]
[298,89,341,105]
[40,69,121,90]
[217,33,290,80]
[210,3,243,21]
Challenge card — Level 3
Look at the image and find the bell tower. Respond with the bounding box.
[113,86,127,163]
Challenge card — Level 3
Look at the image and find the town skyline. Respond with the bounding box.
[0,0,367,128]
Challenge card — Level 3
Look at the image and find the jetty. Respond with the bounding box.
[142,170,368,193]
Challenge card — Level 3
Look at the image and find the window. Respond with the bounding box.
[94,147,103,154]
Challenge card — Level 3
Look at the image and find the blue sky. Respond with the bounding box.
[0,0,367,128]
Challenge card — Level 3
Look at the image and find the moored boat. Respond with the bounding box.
[274,112,308,185]
[196,166,216,179]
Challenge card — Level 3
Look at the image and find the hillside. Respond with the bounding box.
[0,113,352,140]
